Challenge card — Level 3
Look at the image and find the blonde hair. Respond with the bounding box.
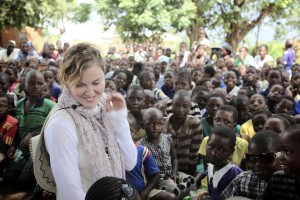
[59,43,105,89]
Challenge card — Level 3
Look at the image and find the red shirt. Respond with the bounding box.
[1,115,18,146]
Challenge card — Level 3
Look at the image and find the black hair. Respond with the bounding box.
[5,66,18,78]
[204,65,215,78]
[127,112,137,128]
[285,124,300,144]
[276,113,297,126]
[124,70,133,89]
[191,86,209,97]
[233,95,250,108]
[0,72,9,84]
[138,70,154,82]
[250,130,280,152]
[252,110,272,118]
[228,69,240,80]
[218,105,238,123]
[250,94,267,104]
[133,62,144,71]
[268,115,291,130]
[208,93,226,105]
[0,92,10,106]
[175,69,192,84]
[268,68,282,78]
[260,44,269,51]
[292,63,300,70]
[105,78,117,85]
[191,68,203,75]
[85,176,137,200]
[142,107,163,123]
[112,70,127,78]
[278,96,296,107]
[196,79,211,86]
[210,126,236,150]
[173,89,191,100]
[127,85,144,94]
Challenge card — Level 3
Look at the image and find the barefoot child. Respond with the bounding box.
[126,113,178,200]
[140,108,193,198]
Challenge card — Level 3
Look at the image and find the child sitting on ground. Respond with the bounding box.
[263,115,291,135]
[161,70,175,99]
[0,93,18,168]
[203,126,243,200]
[143,89,156,109]
[221,130,281,200]
[263,124,300,199]
[225,70,240,97]
[191,86,209,118]
[274,96,296,116]
[126,113,177,200]
[139,108,193,198]
[104,78,117,93]
[164,89,203,176]
[112,70,127,96]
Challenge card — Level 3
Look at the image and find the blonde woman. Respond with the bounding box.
[40,43,137,200]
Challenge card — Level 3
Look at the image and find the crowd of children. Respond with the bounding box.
[0,36,300,200]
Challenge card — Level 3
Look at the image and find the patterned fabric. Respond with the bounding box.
[164,114,202,174]
[264,170,300,200]
[1,115,18,146]
[220,170,267,200]
[139,134,173,175]
[166,100,201,118]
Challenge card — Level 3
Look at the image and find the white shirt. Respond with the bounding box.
[0,48,19,62]
[254,55,274,70]
[45,108,137,200]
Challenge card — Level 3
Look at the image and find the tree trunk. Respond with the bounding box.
[186,27,199,50]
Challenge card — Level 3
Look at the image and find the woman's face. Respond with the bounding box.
[69,64,105,108]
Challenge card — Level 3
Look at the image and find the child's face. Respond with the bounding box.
[292,65,300,74]
[280,132,300,175]
[215,69,223,79]
[4,68,16,84]
[170,62,179,72]
[143,93,156,109]
[268,70,282,85]
[267,84,284,103]
[25,73,45,99]
[0,97,9,119]
[42,84,51,99]
[263,118,285,135]
[206,134,233,168]
[128,118,138,138]
[206,97,224,117]
[282,74,290,89]
[252,114,269,133]
[213,110,236,129]
[0,76,9,93]
[291,73,300,88]
[238,106,250,125]
[43,71,55,85]
[140,73,156,90]
[238,66,246,77]
[113,72,127,89]
[245,68,257,82]
[247,143,281,180]
[126,89,144,113]
[154,65,161,76]
[224,71,237,89]
[164,72,174,88]
[192,70,202,84]
[119,61,128,70]
[143,113,164,139]
[249,95,267,113]
[174,77,191,92]
[172,96,191,119]
[105,80,117,93]
[192,91,209,110]
[203,81,214,94]
[275,99,294,116]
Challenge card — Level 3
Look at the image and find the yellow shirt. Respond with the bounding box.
[240,119,256,139]
[198,136,248,166]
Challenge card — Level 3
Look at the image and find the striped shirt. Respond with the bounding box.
[220,170,267,200]
[264,171,300,200]
[164,114,202,174]
[166,100,201,118]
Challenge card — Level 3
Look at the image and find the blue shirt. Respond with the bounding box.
[126,145,159,193]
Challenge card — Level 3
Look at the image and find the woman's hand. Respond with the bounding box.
[105,92,126,112]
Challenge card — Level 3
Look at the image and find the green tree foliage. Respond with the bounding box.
[0,0,92,33]
[96,0,299,52]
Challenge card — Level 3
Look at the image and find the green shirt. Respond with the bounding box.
[16,97,55,141]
